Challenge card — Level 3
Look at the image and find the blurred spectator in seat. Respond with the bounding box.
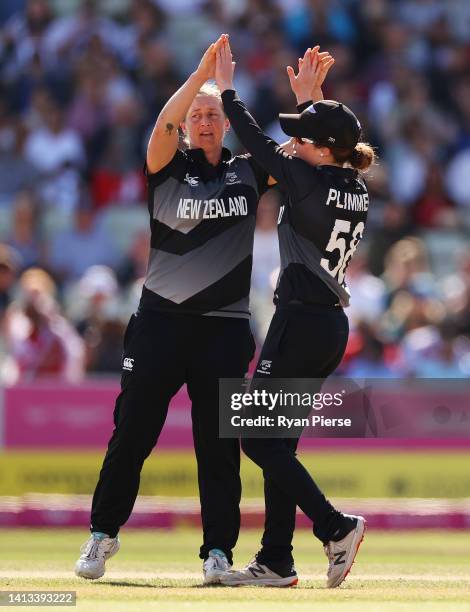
[66,265,118,330]
[47,205,117,282]
[64,265,125,373]
[0,244,21,385]
[0,98,36,201]
[367,202,413,277]
[6,190,42,269]
[381,285,446,346]
[4,267,85,382]
[451,77,470,151]
[135,37,180,124]
[400,319,469,378]
[0,244,21,317]
[346,247,386,325]
[281,0,357,54]
[44,0,124,65]
[412,164,457,228]
[445,147,470,211]
[24,96,86,214]
[24,97,84,174]
[382,236,437,302]
[90,96,145,208]
[67,68,109,166]
[387,120,437,206]
[119,0,168,71]
[0,0,55,84]
[345,321,398,378]
[441,250,470,338]
[86,315,127,373]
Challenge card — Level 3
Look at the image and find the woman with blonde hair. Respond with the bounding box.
[75,35,273,584]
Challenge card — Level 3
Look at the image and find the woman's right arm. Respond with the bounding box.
[146,38,222,174]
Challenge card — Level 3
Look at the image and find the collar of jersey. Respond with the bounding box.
[318,164,356,176]
[187,146,232,166]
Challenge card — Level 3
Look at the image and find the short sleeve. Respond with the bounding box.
[144,149,186,187]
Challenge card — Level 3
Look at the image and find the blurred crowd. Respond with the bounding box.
[0,0,469,383]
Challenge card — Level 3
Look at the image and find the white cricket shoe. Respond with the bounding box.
[325,515,366,588]
[220,559,298,587]
[203,549,232,584]
[75,533,120,579]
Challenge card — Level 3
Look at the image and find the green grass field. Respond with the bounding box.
[1,529,469,611]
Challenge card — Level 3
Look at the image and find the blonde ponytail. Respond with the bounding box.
[349,142,375,171]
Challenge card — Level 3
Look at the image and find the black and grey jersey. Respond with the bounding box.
[222,90,369,308]
[140,146,268,318]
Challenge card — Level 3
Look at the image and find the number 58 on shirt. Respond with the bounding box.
[320,219,365,285]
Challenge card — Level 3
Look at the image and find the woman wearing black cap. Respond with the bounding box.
[215,36,375,588]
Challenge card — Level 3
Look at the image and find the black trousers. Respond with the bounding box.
[91,310,255,563]
[242,304,349,563]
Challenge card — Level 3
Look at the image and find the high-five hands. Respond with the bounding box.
[215,33,236,92]
[287,46,335,104]
[195,34,225,81]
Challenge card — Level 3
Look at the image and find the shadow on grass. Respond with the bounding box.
[102,580,322,590]
[102,581,240,589]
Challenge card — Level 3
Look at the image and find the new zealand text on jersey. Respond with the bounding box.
[176,196,248,219]
[325,188,369,212]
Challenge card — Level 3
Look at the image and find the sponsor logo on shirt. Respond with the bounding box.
[184,173,199,187]
[226,171,241,185]
[256,360,272,375]
[123,357,134,372]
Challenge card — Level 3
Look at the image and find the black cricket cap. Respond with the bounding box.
[279,100,361,149]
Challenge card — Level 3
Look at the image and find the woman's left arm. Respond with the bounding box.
[216,37,308,195]
[217,37,336,190]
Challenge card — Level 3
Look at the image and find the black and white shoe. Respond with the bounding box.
[220,558,298,587]
[325,514,366,588]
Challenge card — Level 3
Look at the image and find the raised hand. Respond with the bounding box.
[287,46,335,104]
[195,35,224,81]
[311,52,335,97]
[215,34,236,92]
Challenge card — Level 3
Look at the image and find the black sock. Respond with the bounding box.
[255,552,296,577]
[330,514,358,542]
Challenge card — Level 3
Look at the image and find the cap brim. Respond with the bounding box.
[279,113,305,137]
